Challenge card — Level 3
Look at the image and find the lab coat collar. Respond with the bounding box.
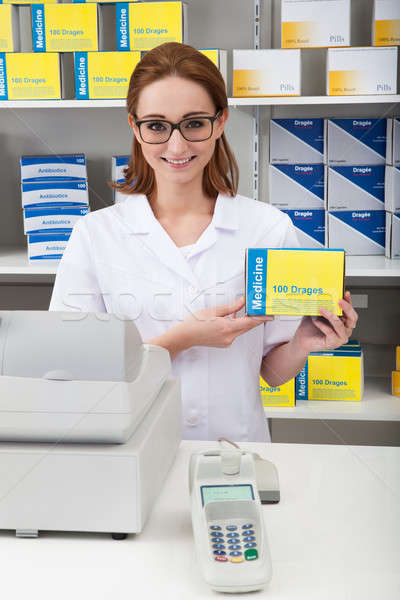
[117,193,239,288]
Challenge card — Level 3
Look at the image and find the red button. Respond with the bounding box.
[215,556,228,562]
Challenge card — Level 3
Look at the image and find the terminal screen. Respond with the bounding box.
[201,484,254,506]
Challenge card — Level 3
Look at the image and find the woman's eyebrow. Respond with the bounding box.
[139,111,212,119]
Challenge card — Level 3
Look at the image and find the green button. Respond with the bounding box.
[244,548,258,561]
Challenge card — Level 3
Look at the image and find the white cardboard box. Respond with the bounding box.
[326,118,391,165]
[27,231,71,262]
[385,165,400,213]
[21,180,89,208]
[328,210,386,255]
[281,0,350,48]
[23,205,89,234]
[373,0,400,46]
[20,154,87,182]
[269,164,326,209]
[270,118,325,164]
[326,46,398,95]
[385,211,400,258]
[233,49,301,97]
[328,165,385,211]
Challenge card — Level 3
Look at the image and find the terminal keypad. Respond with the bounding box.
[209,521,259,563]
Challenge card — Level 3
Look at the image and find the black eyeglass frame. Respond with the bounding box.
[134,110,222,144]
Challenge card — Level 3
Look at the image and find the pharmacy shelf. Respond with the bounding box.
[264,377,400,421]
[0,247,399,278]
[1,95,400,109]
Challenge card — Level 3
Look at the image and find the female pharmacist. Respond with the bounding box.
[49,43,358,442]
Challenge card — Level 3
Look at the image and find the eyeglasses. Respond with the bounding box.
[134,111,222,144]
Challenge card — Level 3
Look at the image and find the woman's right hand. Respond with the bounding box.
[148,296,274,359]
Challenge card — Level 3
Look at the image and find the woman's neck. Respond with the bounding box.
[149,178,216,219]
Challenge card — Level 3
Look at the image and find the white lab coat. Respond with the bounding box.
[49,193,301,442]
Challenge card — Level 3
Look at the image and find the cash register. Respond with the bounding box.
[0,311,181,539]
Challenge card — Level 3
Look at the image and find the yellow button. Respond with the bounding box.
[230,557,244,563]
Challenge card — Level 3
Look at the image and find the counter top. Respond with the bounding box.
[1,440,399,600]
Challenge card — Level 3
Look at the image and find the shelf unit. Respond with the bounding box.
[264,377,400,422]
[2,95,400,109]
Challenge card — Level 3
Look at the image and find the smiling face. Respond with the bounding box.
[128,75,227,192]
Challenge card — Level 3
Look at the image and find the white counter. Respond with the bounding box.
[1,440,399,600]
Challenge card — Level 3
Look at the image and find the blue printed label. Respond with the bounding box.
[295,361,308,400]
[331,210,385,248]
[117,3,130,51]
[32,5,46,52]
[330,119,387,160]
[21,155,86,167]
[272,119,324,153]
[0,53,8,100]
[330,165,385,203]
[246,249,267,316]
[273,164,325,200]
[74,52,89,99]
[282,209,325,246]
[22,181,87,193]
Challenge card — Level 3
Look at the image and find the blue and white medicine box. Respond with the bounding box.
[328,165,385,211]
[390,117,400,166]
[328,210,386,255]
[23,206,89,234]
[111,155,130,203]
[386,212,400,259]
[282,209,326,248]
[20,154,87,182]
[269,163,326,209]
[270,118,325,164]
[385,166,400,213]
[27,232,71,262]
[326,118,390,165]
[22,180,89,208]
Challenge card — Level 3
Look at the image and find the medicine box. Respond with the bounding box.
[74,51,140,99]
[328,165,385,211]
[390,117,400,165]
[111,155,130,203]
[282,209,326,248]
[396,346,400,370]
[385,166,400,213]
[0,5,20,52]
[0,52,71,100]
[27,232,70,262]
[281,0,350,48]
[327,47,398,95]
[385,212,400,259]
[269,164,326,210]
[116,1,187,52]
[295,346,364,401]
[199,49,228,84]
[392,371,400,397]
[270,118,325,164]
[233,49,301,97]
[326,118,390,165]
[245,248,345,317]
[2,0,60,3]
[21,154,87,182]
[22,180,89,209]
[260,376,295,408]
[23,206,89,235]
[32,3,100,52]
[328,210,386,255]
[373,0,400,46]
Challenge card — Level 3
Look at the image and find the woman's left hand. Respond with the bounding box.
[291,290,359,354]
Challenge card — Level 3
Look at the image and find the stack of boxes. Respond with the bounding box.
[21,154,89,262]
[393,346,400,397]
[269,118,326,248]
[261,341,364,408]
[327,118,388,255]
[385,118,400,259]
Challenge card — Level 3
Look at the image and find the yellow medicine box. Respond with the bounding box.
[396,346,400,371]
[117,1,187,52]
[373,0,400,46]
[245,248,345,316]
[199,49,228,83]
[392,371,400,397]
[296,346,364,401]
[4,0,59,3]
[0,52,67,100]
[260,377,295,408]
[32,3,99,53]
[0,5,19,52]
[74,51,140,100]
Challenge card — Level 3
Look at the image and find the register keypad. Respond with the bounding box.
[209,521,258,563]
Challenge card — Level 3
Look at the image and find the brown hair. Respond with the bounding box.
[112,42,239,198]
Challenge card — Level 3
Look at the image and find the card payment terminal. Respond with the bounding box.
[189,445,272,593]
